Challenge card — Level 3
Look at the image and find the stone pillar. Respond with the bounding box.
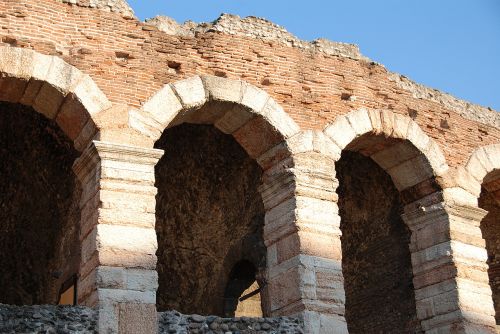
[260,152,348,334]
[403,199,496,333]
[73,141,164,334]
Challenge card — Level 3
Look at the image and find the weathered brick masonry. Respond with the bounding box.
[0,0,499,333]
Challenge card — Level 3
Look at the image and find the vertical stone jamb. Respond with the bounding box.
[73,141,164,334]
[260,152,347,334]
[403,199,496,333]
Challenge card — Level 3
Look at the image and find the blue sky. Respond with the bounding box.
[128,0,500,111]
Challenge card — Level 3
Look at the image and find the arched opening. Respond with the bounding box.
[224,260,263,317]
[478,170,500,325]
[154,122,266,316]
[0,101,81,305]
[336,149,419,333]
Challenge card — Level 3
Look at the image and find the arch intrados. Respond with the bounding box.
[0,46,111,151]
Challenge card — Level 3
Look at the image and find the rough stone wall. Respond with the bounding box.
[336,151,420,333]
[57,0,134,17]
[154,124,266,316]
[479,188,500,325]
[158,311,303,334]
[0,0,498,168]
[0,304,97,333]
[0,102,80,305]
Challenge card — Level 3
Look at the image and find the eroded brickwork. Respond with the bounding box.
[0,102,80,305]
[0,0,498,167]
[337,151,420,333]
[154,124,265,316]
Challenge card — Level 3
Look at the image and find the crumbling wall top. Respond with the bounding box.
[145,14,369,60]
[57,0,135,17]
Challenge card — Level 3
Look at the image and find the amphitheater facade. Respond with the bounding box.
[0,1,499,333]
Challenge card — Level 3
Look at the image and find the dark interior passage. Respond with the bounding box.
[479,184,500,325]
[154,123,266,316]
[336,151,420,333]
[0,102,81,305]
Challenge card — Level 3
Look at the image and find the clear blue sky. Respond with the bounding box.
[128,0,500,111]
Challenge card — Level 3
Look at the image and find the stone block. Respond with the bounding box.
[72,74,113,115]
[118,303,157,334]
[214,104,255,134]
[141,84,182,125]
[56,95,90,141]
[443,188,478,207]
[387,154,434,190]
[202,75,242,102]
[324,115,356,149]
[367,109,383,134]
[241,81,270,112]
[261,97,300,139]
[96,224,157,255]
[380,109,395,136]
[97,288,156,304]
[406,120,430,152]
[319,314,348,334]
[345,108,372,135]
[0,46,34,79]
[392,113,411,139]
[233,114,284,158]
[371,141,420,171]
[125,269,158,292]
[96,266,126,289]
[170,76,207,109]
[128,109,163,140]
[32,82,65,119]
[45,55,83,93]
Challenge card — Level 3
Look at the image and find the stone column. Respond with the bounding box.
[73,141,164,334]
[260,152,348,334]
[403,199,496,333]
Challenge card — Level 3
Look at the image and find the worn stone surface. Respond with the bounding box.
[0,304,97,333]
[479,187,500,326]
[158,311,303,334]
[336,151,421,333]
[58,0,134,17]
[154,124,266,315]
[0,102,80,305]
[145,14,366,61]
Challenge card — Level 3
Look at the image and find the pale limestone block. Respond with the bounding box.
[261,97,300,139]
[324,115,356,149]
[286,131,314,155]
[214,104,255,134]
[450,241,488,263]
[447,166,482,197]
[128,109,163,140]
[96,224,157,254]
[0,46,34,79]
[141,85,182,126]
[459,291,495,316]
[72,75,113,115]
[31,52,53,81]
[32,83,65,119]
[98,288,156,304]
[100,165,155,184]
[125,269,158,292]
[414,279,457,301]
[170,76,207,109]
[367,109,383,134]
[98,208,155,228]
[411,241,453,268]
[484,144,500,170]
[241,81,270,112]
[301,311,321,334]
[296,196,339,225]
[406,120,430,152]
[96,266,126,289]
[44,55,83,93]
[98,302,119,334]
[346,108,372,136]
[426,289,460,317]
[380,109,395,136]
[371,141,420,171]
[387,154,434,190]
[320,314,349,334]
[312,130,341,159]
[98,190,156,213]
[466,150,489,183]
[443,187,478,207]
[456,278,493,298]
[392,113,411,139]
[100,159,156,174]
[202,75,242,103]
[423,140,449,177]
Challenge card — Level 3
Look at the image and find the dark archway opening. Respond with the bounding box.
[336,151,420,333]
[223,260,263,317]
[154,123,266,316]
[0,101,81,305]
[478,174,500,326]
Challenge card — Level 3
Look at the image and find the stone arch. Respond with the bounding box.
[0,46,112,151]
[465,144,500,327]
[323,109,454,333]
[132,75,300,164]
[324,108,449,192]
[137,75,306,318]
